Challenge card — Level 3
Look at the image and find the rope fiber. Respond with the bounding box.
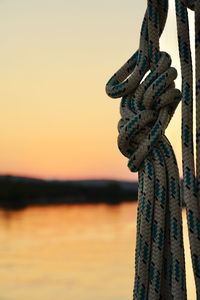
[105,0,200,299]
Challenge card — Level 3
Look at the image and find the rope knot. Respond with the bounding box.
[117,52,181,172]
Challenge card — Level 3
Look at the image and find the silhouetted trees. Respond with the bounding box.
[0,175,138,209]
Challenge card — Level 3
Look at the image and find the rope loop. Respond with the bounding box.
[105,50,149,99]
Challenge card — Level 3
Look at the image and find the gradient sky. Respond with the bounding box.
[0,1,195,180]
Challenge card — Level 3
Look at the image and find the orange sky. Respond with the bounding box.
[0,1,195,180]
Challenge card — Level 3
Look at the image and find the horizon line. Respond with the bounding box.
[0,173,138,182]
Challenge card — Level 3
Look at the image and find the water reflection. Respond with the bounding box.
[0,203,195,300]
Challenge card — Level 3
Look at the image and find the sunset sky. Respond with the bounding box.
[0,1,195,180]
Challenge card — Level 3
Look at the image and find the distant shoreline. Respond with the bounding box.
[0,175,138,209]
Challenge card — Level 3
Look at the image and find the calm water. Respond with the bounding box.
[0,202,195,299]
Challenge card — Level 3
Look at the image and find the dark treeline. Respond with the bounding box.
[0,175,138,209]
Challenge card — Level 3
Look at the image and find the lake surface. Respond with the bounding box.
[0,202,195,299]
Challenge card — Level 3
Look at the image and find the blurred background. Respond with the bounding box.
[0,0,196,299]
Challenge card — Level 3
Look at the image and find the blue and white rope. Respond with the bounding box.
[106,0,200,298]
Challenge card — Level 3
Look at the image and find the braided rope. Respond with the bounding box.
[106,0,200,298]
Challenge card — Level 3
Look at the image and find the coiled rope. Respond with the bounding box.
[105,0,200,299]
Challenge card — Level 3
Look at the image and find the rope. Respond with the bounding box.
[175,1,200,298]
[105,0,200,299]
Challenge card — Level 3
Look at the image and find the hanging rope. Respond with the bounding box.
[175,0,200,297]
[105,0,200,299]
